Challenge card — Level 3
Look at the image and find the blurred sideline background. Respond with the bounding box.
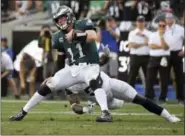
[1,0,185,101]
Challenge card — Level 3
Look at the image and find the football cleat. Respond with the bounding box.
[96,110,112,122]
[167,115,181,123]
[9,109,27,121]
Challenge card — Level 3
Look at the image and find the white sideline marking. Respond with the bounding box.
[8,111,182,116]
[1,100,183,107]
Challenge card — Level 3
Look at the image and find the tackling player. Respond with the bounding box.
[64,71,181,123]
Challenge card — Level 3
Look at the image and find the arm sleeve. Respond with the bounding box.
[115,27,120,37]
[128,31,134,43]
[38,36,43,48]
[52,34,58,49]
[4,54,14,70]
[148,33,154,45]
[52,33,66,54]
[181,27,184,39]
[6,49,14,60]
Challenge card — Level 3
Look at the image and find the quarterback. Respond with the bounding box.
[9,6,180,123]
[9,6,112,122]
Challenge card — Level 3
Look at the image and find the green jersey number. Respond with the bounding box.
[67,43,85,62]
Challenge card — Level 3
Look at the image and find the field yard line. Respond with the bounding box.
[8,111,183,116]
[1,100,183,107]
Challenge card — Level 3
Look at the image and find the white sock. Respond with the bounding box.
[94,88,108,111]
[23,92,45,112]
[160,109,172,119]
[82,107,89,113]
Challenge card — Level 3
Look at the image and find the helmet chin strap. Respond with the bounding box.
[56,23,68,30]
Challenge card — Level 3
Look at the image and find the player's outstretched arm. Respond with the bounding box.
[72,29,97,43]
[85,30,97,42]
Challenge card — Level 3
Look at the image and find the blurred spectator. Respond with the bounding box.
[181,10,185,25]
[137,0,155,21]
[1,0,9,17]
[45,1,61,17]
[19,53,36,97]
[145,19,170,103]
[97,17,120,78]
[68,0,90,20]
[160,0,170,10]
[15,0,32,18]
[127,16,151,87]
[122,0,138,21]
[104,0,123,21]
[170,0,185,18]
[1,52,20,99]
[165,13,184,104]
[38,25,55,80]
[15,0,43,19]
[1,37,14,60]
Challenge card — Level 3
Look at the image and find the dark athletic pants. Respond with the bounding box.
[145,56,170,101]
[128,55,149,87]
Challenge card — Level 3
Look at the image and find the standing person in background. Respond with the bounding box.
[128,15,151,87]
[1,52,20,99]
[104,0,123,21]
[19,53,36,97]
[68,0,90,20]
[1,37,14,60]
[165,13,184,104]
[97,16,120,78]
[145,19,170,104]
[38,25,55,80]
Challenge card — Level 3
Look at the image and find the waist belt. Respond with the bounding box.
[69,62,96,66]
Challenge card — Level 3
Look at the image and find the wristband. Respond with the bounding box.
[73,30,87,42]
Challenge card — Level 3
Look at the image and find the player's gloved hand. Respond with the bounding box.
[99,45,110,66]
[102,45,110,56]
[99,54,110,66]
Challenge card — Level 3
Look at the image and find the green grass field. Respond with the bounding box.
[1,99,184,135]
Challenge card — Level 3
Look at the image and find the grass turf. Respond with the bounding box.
[1,99,184,135]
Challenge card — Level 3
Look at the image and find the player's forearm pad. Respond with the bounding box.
[73,30,87,42]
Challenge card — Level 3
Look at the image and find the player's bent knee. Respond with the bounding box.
[71,103,84,114]
[89,76,103,91]
[38,83,52,96]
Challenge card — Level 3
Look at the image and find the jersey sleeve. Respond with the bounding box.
[148,33,156,45]
[3,53,14,70]
[180,27,184,39]
[52,32,65,53]
[78,19,96,31]
[128,31,134,43]
[52,33,59,49]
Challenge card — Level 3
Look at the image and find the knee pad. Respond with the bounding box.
[38,83,52,96]
[89,75,103,91]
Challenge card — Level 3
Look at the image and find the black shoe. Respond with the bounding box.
[9,109,27,121]
[158,99,166,105]
[14,95,20,100]
[178,100,184,105]
[96,110,112,122]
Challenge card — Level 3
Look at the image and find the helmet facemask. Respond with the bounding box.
[55,15,68,30]
[54,12,76,31]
